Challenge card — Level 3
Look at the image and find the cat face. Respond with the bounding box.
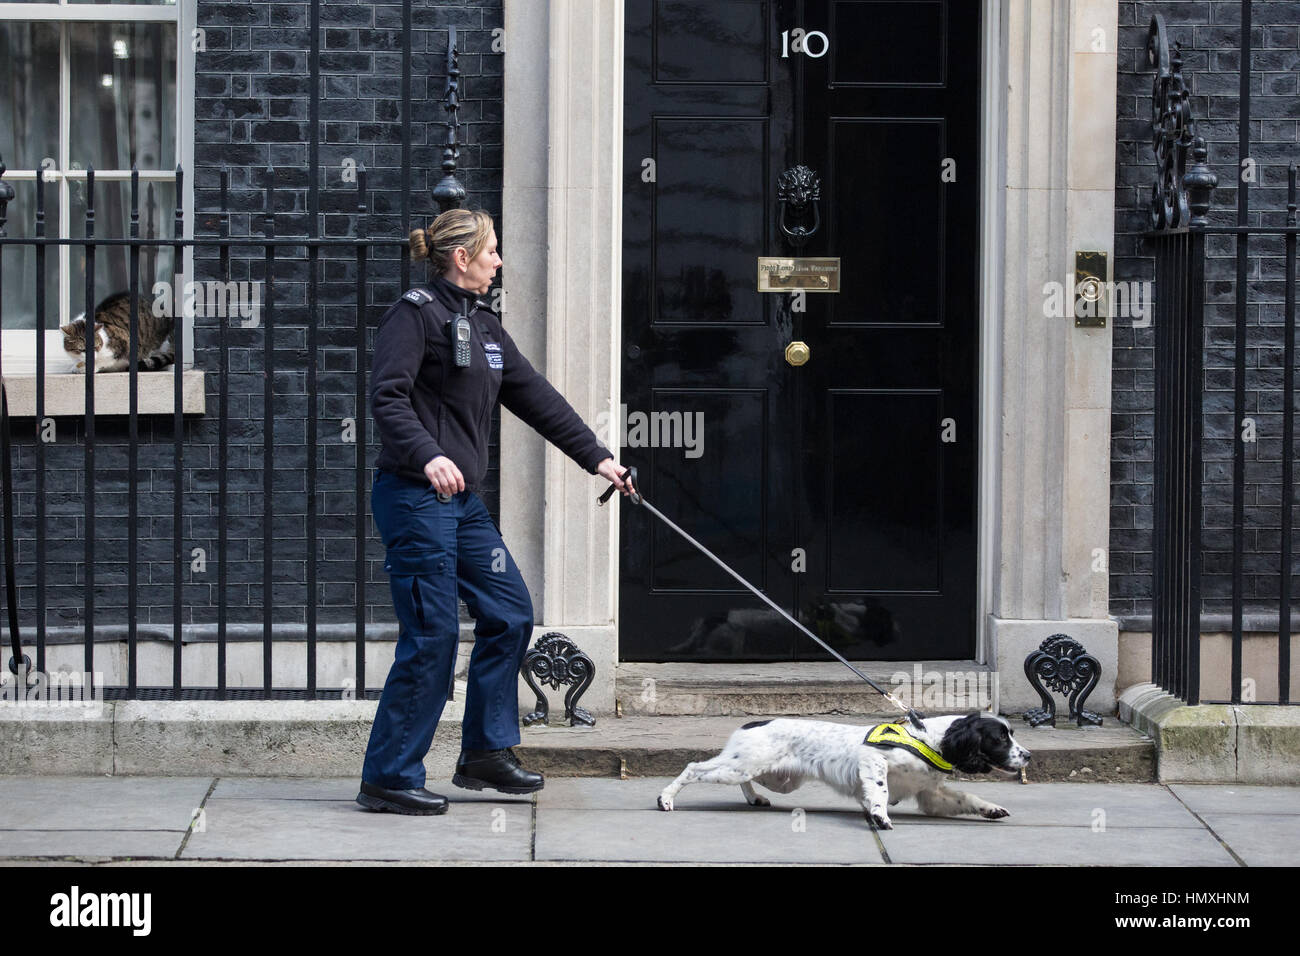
[60,319,106,369]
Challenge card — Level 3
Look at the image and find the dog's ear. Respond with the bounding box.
[940,714,992,773]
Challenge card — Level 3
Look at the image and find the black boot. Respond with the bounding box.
[453,748,544,794]
[356,781,449,815]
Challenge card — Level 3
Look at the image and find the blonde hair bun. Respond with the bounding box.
[410,208,495,274]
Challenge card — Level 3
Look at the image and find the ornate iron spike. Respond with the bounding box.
[0,166,12,239]
[432,26,467,214]
[85,164,95,232]
[263,166,276,236]
[173,163,184,238]
[1147,15,1214,233]
[356,164,368,238]
[1183,137,1218,228]
[219,166,229,237]
[0,153,13,237]
[130,165,139,223]
[1287,163,1297,227]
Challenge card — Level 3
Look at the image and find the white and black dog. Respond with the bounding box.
[657,713,1031,829]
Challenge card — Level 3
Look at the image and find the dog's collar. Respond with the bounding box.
[864,722,954,773]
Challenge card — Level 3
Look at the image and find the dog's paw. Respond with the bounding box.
[980,804,1010,820]
[868,810,894,830]
[748,794,771,807]
[657,794,674,811]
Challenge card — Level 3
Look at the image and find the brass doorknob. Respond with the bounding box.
[785,341,810,366]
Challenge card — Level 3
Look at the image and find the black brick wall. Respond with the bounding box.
[1112,1,1300,622]
[11,0,505,636]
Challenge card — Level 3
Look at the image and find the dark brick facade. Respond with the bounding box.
[1111,0,1300,623]
[11,1,504,634]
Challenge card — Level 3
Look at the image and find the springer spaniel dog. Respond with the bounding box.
[656,713,1031,829]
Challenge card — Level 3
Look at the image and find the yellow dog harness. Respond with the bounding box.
[864,722,954,773]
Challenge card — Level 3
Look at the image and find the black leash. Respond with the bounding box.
[1,378,29,681]
[600,465,926,731]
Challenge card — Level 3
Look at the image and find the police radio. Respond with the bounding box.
[449,301,472,368]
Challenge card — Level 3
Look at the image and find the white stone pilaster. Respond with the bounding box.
[989,0,1119,713]
[502,0,622,712]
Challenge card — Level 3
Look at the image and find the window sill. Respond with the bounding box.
[2,370,207,417]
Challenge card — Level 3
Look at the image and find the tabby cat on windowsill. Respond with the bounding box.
[61,291,175,373]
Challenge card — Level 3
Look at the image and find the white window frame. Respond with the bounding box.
[0,0,196,374]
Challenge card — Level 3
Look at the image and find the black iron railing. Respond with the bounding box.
[0,28,473,702]
[1145,6,1297,705]
[0,161,393,701]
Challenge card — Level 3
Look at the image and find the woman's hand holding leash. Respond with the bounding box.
[595,458,638,502]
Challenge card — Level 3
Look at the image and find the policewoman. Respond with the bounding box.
[357,208,635,815]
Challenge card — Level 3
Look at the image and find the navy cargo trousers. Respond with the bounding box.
[361,468,535,790]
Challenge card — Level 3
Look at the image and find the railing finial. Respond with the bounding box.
[0,152,13,238]
[1184,137,1217,229]
[1147,14,1215,231]
[432,25,467,214]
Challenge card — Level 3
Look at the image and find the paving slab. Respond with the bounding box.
[876,823,1238,866]
[0,830,185,859]
[539,778,1202,828]
[209,776,532,807]
[538,775,794,811]
[0,776,212,831]
[536,806,883,864]
[1198,813,1300,866]
[889,782,1203,828]
[1168,784,1300,815]
[183,790,531,862]
[538,774,927,814]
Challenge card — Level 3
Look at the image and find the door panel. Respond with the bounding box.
[653,117,769,326]
[828,118,946,327]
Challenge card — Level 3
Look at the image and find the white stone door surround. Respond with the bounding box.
[499,0,1121,716]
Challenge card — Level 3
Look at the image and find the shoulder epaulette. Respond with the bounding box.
[402,288,433,305]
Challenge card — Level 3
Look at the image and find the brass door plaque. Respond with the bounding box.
[757,257,841,292]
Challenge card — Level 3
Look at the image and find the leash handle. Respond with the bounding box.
[597,465,639,506]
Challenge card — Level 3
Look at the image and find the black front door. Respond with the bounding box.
[620,0,980,662]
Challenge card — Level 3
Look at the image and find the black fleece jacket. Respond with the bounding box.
[370,273,614,491]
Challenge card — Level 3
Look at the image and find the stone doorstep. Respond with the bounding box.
[0,699,1154,783]
[614,660,1003,716]
[516,715,1154,783]
[1118,682,1300,784]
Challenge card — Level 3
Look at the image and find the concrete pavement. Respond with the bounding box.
[0,776,1294,865]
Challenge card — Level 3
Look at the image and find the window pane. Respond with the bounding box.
[68,177,177,322]
[0,22,59,171]
[69,21,176,170]
[0,181,61,331]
